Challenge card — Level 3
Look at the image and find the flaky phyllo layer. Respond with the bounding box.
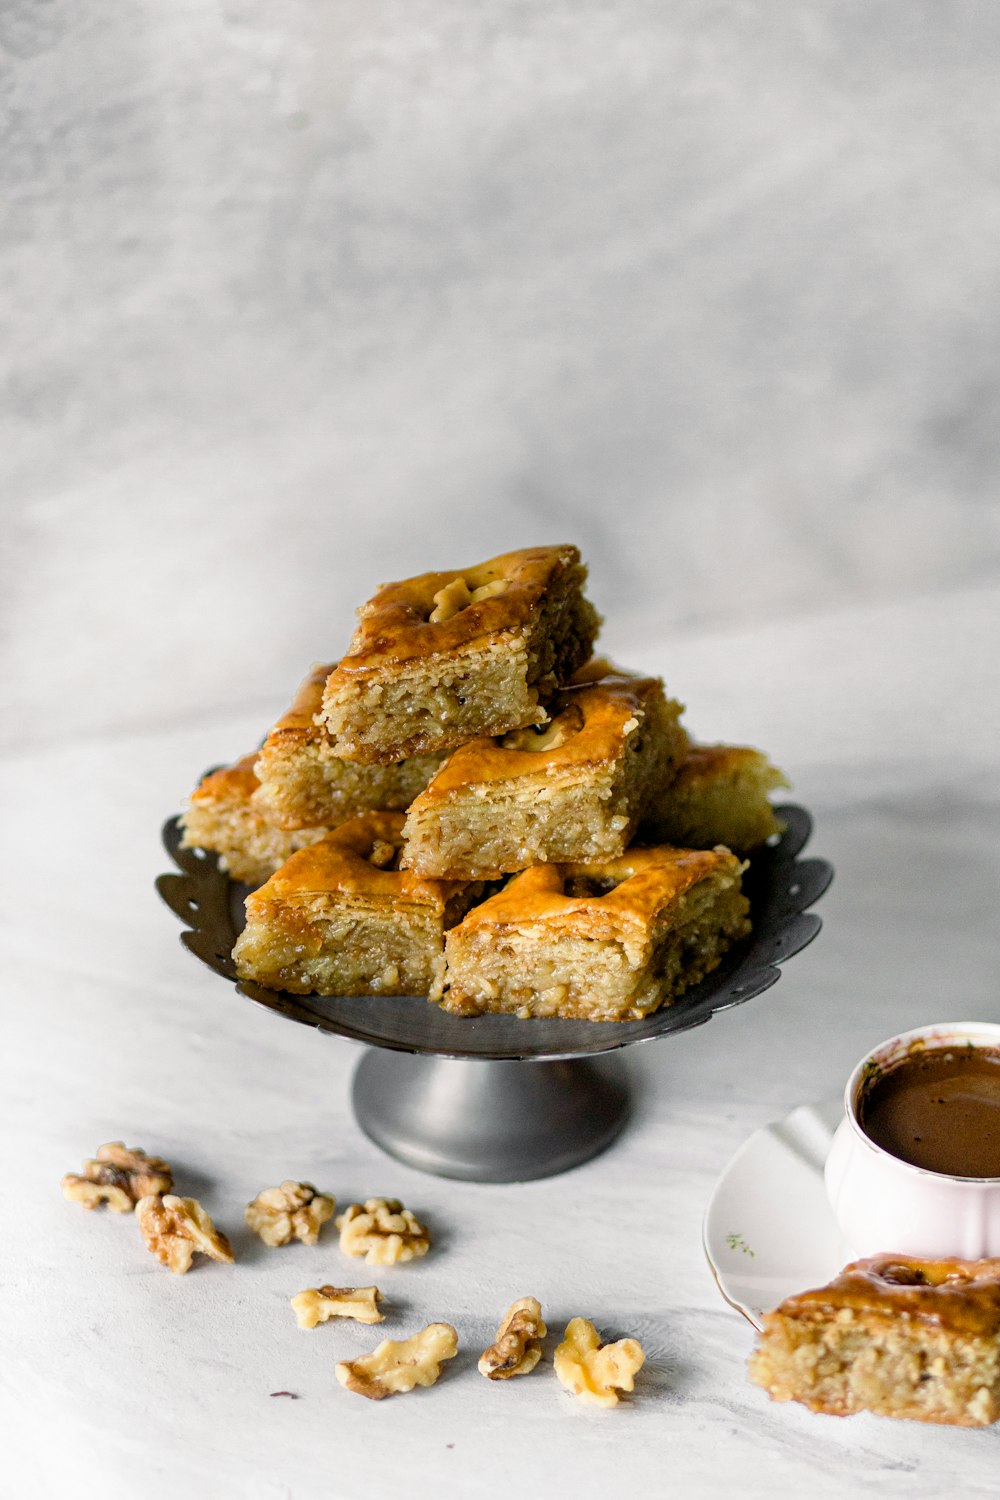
[319,547,600,762]
[442,848,749,1020]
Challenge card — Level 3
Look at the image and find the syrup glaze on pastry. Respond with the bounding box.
[332,546,590,669]
[233,812,483,1000]
[318,546,600,763]
[400,673,687,878]
[443,844,749,1021]
[253,663,442,830]
[749,1254,1000,1426]
[420,673,680,794]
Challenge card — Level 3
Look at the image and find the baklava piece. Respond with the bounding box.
[318,545,601,763]
[748,1255,1000,1427]
[401,672,687,878]
[647,743,789,853]
[252,662,443,830]
[443,844,749,1021]
[179,755,327,886]
[232,812,482,1001]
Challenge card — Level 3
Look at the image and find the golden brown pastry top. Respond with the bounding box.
[191,754,260,805]
[257,662,336,755]
[770,1254,1000,1338]
[455,845,744,942]
[245,812,467,914]
[332,546,584,671]
[670,743,788,793]
[273,663,335,736]
[420,674,675,797]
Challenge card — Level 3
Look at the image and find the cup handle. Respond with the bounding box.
[824,1113,852,1214]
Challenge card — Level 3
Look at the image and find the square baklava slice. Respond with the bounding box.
[442,844,749,1021]
[233,812,483,1001]
[646,744,789,854]
[318,545,601,763]
[180,756,328,886]
[749,1255,1000,1426]
[252,663,443,830]
[401,671,688,878]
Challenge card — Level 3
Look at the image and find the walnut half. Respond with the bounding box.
[291,1285,384,1329]
[429,576,508,623]
[336,1323,458,1399]
[135,1194,234,1274]
[478,1297,547,1379]
[553,1318,645,1408]
[245,1181,335,1247]
[336,1198,430,1266]
[62,1142,174,1212]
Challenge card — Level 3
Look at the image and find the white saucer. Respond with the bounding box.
[703,1100,849,1330]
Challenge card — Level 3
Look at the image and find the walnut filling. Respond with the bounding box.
[367,838,401,870]
[500,703,585,753]
[428,576,509,623]
[562,872,627,898]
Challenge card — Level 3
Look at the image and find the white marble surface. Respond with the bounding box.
[4,585,1000,1500]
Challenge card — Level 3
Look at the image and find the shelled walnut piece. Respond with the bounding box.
[554,1318,645,1407]
[291,1285,384,1329]
[61,1143,174,1211]
[336,1198,431,1265]
[245,1181,335,1247]
[479,1297,547,1379]
[336,1323,459,1399]
[135,1194,234,1274]
[429,575,508,622]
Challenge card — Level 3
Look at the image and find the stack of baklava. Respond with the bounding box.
[181,546,786,1022]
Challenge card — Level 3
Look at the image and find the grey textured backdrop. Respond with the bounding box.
[4,0,999,747]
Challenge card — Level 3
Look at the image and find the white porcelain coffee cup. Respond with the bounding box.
[825,1021,1000,1260]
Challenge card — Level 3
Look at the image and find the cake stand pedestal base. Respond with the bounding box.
[351,1050,630,1182]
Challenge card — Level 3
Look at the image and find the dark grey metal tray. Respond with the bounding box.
[158,804,831,1181]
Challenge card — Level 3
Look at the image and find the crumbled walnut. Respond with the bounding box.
[245,1181,335,1247]
[501,705,584,754]
[61,1142,174,1212]
[478,1296,547,1379]
[367,838,398,869]
[553,1318,645,1407]
[429,576,508,623]
[135,1194,234,1274]
[336,1198,430,1265]
[336,1323,458,1399]
[291,1285,384,1329]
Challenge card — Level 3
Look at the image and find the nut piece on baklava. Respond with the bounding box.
[317,546,601,764]
[180,755,328,886]
[252,662,443,831]
[232,812,483,1001]
[748,1255,1000,1426]
[646,743,789,854]
[400,671,688,879]
[442,844,749,1021]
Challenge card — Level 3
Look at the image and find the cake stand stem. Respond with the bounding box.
[351,1050,630,1183]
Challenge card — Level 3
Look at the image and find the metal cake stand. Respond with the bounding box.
[157,804,831,1183]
